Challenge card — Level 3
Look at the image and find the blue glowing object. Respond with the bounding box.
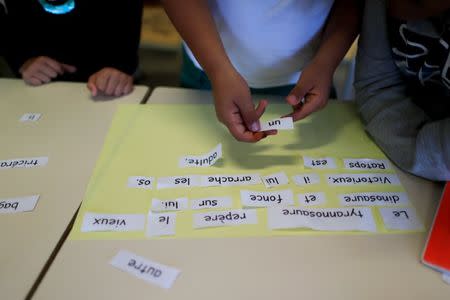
[38,0,75,15]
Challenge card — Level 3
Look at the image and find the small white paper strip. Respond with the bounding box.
[443,273,450,285]
[20,113,41,122]
[110,250,180,289]
[260,117,294,131]
[193,209,258,228]
[156,175,200,189]
[268,207,376,232]
[303,156,337,169]
[298,192,326,206]
[191,197,232,210]
[0,156,48,169]
[0,195,40,214]
[179,143,222,168]
[200,174,261,187]
[339,192,409,206]
[261,172,289,188]
[81,213,145,232]
[127,176,154,189]
[379,207,424,231]
[240,189,294,207]
[146,212,177,237]
[327,173,401,186]
[344,158,392,171]
[292,174,320,186]
[151,198,188,212]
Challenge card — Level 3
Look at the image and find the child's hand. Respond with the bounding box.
[19,56,76,86]
[285,60,333,121]
[211,68,276,142]
[87,68,133,97]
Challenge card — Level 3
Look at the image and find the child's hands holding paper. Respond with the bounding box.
[211,67,277,143]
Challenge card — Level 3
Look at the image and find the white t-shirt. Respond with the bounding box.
[185,0,334,88]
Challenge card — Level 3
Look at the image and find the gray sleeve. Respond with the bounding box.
[354,0,450,181]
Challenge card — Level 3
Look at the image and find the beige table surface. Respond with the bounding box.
[34,87,448,300]
[0,79,149,300]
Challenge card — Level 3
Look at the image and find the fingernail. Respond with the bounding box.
[250,121,260,132]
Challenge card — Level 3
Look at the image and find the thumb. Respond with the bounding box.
[237,96,262,132]
[286,82,308,106]
[62,64,77,73]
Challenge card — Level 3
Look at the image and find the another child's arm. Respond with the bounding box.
[87,68,133,97]
[163,0,273,142]
[19,56,76,86]
[355,0,450,181]
[286,0,362,121]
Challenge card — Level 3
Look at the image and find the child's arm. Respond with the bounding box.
[163,0,273,142]
[286,0,362,121]
[87,68,133,97]
[355,0,450,181]
[19,56,76,86]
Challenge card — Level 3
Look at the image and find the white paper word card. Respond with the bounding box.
[261,171,289,188]
[179,143,222,168]
[343,158,392,171]
[339,192,409,206]
[240,189,294,207]
[146,212,177,237]
[268,207,376,232]
[303,156,337,169]
[193,209,258,229]
[127,176,154,189]
[260,117,294,131]
[379,207,424,231]
[298,192,326,206]
[81,213,145,232]
[110,250,180,289]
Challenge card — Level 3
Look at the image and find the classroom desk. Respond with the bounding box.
[0,79,149,300]
[34,87,448,300]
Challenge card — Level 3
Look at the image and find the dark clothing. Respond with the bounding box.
[387,12,450,120]
[0,2,6,55]
[3,0,143,81]
[355,0,450,181]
